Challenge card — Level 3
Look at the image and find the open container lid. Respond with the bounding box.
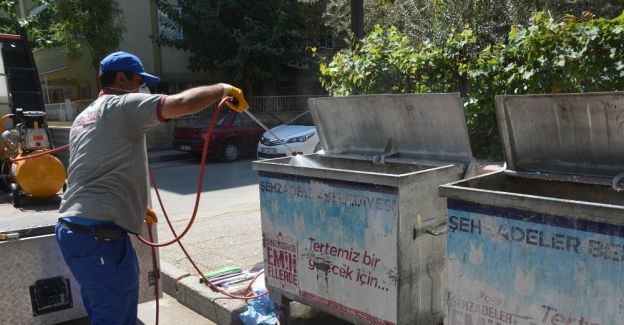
[496,92,624,179]
[308,93,474,166]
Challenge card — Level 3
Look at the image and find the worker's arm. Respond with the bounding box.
[160,84,248,120]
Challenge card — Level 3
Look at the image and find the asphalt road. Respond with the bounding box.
[148,157,265,275]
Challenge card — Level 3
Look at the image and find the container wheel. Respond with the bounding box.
[220,140,239,162]
[9,183,19,207]
[272,295,291,324]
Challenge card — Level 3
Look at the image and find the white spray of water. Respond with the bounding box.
[290,155,324,168]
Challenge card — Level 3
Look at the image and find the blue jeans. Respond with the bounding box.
[55,221,140,325]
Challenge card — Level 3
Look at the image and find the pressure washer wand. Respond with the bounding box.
[243,110,297,156]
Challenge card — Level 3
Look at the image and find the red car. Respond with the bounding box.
[172,110,283,162]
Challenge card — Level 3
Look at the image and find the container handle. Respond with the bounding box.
[414,222,448,238]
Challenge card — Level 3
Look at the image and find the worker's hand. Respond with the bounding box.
[145,207,158,226]
[220,83,249,113]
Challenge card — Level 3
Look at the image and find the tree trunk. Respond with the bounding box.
[242,75,254,99]
[351,0,364,40]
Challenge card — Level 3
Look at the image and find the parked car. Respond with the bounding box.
[173,110,283,162]
[257,111,322,159]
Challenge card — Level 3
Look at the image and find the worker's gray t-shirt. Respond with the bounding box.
[59,92,168,234]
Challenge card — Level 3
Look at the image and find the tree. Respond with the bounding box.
[315,0,533,62]
[0,1,125,71]
[37,0,125,81]
[321,0,624,46]
[155,0,322,96]
[0,0,46,43]
[0,1,22,34]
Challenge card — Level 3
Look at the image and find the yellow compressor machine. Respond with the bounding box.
[0,109,66,207]
[0,32,66,207]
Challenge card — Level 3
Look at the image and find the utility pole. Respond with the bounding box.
[351,0,364,39]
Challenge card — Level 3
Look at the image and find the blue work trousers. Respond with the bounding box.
[55,222,140,325]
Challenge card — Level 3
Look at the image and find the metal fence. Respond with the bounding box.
[45,100,93,121]
[250,95,326,113]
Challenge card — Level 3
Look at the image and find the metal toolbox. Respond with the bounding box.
[0,207,159,324]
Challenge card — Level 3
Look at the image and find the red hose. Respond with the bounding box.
[8,144,70,162]
[135,98,224,248]
[147,167,266,300]
[147,224,160,325]
[137,97,268,300]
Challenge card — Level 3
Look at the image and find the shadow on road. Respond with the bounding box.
[149,158,260,195]
[0,193,61,211]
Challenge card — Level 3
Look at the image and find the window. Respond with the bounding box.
[319,30,335,49]
[158,6,183,40]
[29,4,46,16]
[79,84,90,99]
[287,111,314,126]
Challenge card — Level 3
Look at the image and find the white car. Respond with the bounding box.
[257,111,322,159]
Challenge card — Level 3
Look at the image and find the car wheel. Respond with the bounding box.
[220,141,239,162]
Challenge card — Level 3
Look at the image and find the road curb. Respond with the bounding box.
[160,260,246,325]
[159,260,192,297]
[148,152,193,163]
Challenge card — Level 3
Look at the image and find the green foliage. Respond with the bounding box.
[0,0,46,45]
[156,0,321,96]
[0,1,21,34]
[321,0,535,47]
[319,13,624,158]
[466,11,624,156]
[319,25,476,96]
[321,1,624,63]
[41,0,125,63]
[0,0,124,77]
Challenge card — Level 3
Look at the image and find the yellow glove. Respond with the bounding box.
[145,207,158,225]
[220,83,249,113]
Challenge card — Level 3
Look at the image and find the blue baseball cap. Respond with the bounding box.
[100,51,160,87]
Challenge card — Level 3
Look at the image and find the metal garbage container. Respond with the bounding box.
[253,93,475,325]
[439,92,624,325]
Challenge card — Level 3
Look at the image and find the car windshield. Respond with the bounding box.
[286,111,314,126]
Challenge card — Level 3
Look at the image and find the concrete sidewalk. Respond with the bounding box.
[148,152,505,325]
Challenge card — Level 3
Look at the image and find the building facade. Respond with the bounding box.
[19,0,325,104]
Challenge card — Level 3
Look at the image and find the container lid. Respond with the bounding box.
[308,93,474,165]
[496,92,624,178]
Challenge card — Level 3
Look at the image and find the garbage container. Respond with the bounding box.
[253,93,475,325]
[439,92,624,325]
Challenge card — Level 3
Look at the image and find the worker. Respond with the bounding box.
[54,51,248,324]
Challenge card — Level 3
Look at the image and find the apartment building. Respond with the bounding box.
[19,0,222,103]
[18,0,325,104]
